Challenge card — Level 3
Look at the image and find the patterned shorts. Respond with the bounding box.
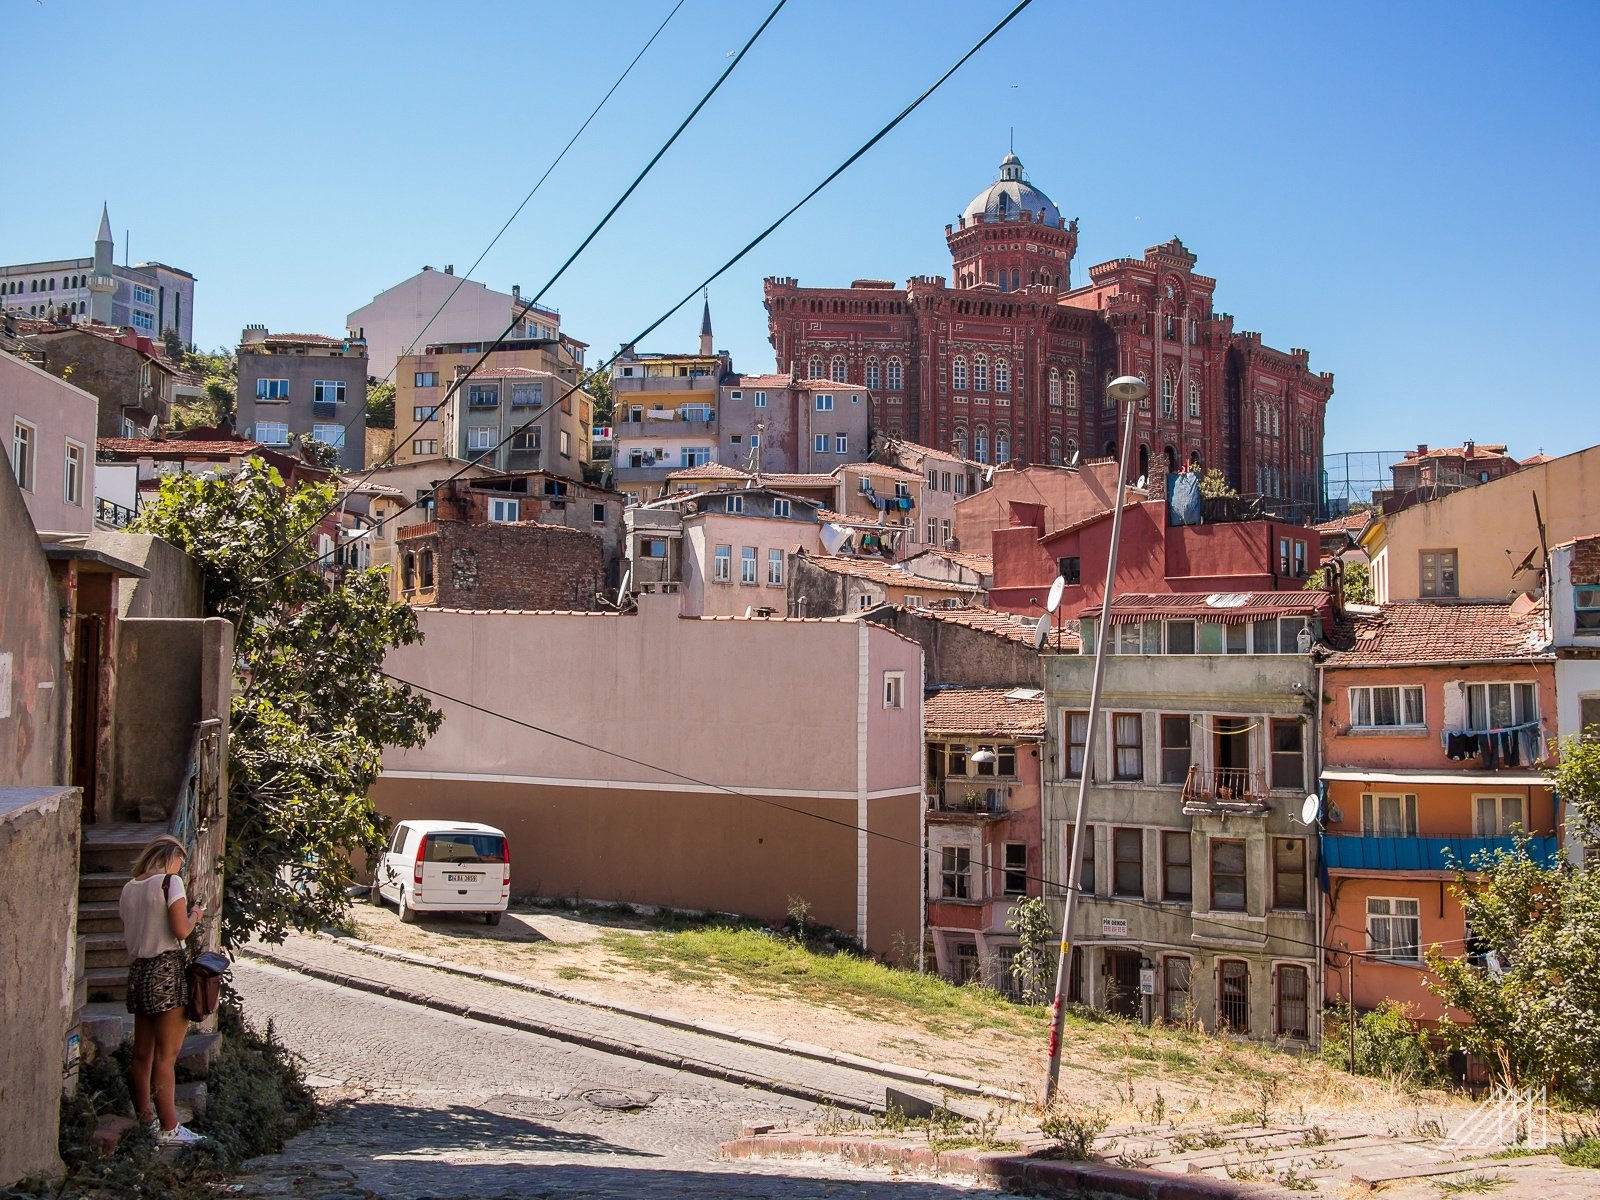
[126,950,188,1016]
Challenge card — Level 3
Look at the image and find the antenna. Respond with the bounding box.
[1032,612,1050,651]
[1298,794,1321,828]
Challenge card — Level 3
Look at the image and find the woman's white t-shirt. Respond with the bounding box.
[119,873,185,960]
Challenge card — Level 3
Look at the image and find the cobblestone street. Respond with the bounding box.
[230,960,1010,1198]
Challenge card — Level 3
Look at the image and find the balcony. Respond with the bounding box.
[312,400,338,419]
[927,779,1009,821]
[1180,765,1269,815]
[94,497,137,528]
[1321,834,1561,873]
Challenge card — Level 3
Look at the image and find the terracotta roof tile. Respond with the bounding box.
[801,554,974,592]
[261,332,345,346]
[1086,591,1329,626]
[837,462,924,483]
[1314,511,1372,536]
[911,604,1075,650]
[98,436,266,455]
[923,687,1045,737]
[912,547,993,575]
[878,436,981,468]
[1322,602,1551,668]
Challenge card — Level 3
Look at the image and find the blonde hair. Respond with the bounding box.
[130,835,186,878]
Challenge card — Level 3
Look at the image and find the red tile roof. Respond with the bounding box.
[1400,444,1513,462]
[98,436,266,456]
[877,437,982,469]
[1086,591,1329,626]
[665,463,753,481]
[837,462,925,484]
[911,604,1077,651]
[911,547,994,576]
[261,332,345,346]
[1314,511,1372,536]
[923,687,1045,737]
[800,554,975,592]
[730,373,794,388]
[1323,602,1550,668]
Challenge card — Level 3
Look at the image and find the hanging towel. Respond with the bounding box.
[1442,682,1466,733]
[1501,729,1521,769]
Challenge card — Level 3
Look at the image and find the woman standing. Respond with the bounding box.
[119,834,206,1146]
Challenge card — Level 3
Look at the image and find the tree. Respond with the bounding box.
[1425,736,1600,1099]
[1197,467,1237,500]
[1005,896,1055,1005]
[131,460,441,947]
[1305,559,1372,603]
[365,380,396,430]
[161,326,185,360]
[585,370,613,425]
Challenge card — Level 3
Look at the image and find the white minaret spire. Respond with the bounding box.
[89,203,116,325]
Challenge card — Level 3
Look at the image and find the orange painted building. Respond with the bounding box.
[1318,602,1557,1023]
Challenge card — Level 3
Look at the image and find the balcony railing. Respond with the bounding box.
[311,400,338,418]
[1180,765,1268,811]
[1321,834,1561,873]
[928,779,1008,816]
[95,496,137,528]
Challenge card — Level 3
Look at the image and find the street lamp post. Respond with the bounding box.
[1041,374,1148,1107]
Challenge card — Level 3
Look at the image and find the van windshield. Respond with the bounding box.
[421,834,505,864]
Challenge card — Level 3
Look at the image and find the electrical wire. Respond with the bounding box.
[247,0,787,578]
[249,0,1039,590]
[382,667,1479,963]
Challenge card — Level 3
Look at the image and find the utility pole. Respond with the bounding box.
[1042,375,1148,1106]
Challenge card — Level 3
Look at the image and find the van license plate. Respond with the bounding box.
[447,873,479,883]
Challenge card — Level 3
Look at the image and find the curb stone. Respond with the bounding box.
[718,1135,1293,1199]
[309,928,1023,1104]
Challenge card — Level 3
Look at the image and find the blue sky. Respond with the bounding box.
[8,1,1597,462]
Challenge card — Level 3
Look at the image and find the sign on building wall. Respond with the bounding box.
[1101,917,1128,937]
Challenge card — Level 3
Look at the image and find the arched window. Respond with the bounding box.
[1188,377,1201,420]
[973,425,989,463]
[830,355,847,384]
[973,354,989,391]
[1064,370,1079,410]
[1137,372,1150,410]
[419,549,435,589]
[807,354,823,379]
[1049,435,1062,464]
[1067,439,1078,465]
[864,357,881,390]
[402,552,417,592]
[995,429,1010,464]
[995,359,1010,393]
[887,357,903,390]
[951,356,968,390]
[1048,367,1061,407]
[1161,370,1176,419]
[952,427,967,458]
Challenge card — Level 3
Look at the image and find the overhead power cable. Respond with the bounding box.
[247,0,787,579]
[252,0,1038,589]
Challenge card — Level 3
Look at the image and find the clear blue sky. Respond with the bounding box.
[8,1,1597,462]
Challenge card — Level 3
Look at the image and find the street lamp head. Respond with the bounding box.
[969,748,998,764]
[1106,375,1148,406]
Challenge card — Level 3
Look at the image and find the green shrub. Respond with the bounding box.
[1320,1000,1439,1084]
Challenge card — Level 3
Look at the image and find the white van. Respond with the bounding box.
[370,820,510,925]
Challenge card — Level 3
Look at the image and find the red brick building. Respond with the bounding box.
[764,153,1333,512]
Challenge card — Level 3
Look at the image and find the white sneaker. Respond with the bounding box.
[145,1117,160,1139]
[157,1123,206,1147]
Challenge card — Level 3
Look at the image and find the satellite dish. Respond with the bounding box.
[1136,475,1147,491]
[1046,576,1066,614]
[1032,613,1051,651]
[1296,626,1314,654]
[1299,795,1321,827]
[615,568,631,609]
[743,605,753,618]
[1069,450,1081,468]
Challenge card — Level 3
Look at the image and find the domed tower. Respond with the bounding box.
[946,152,1077,293]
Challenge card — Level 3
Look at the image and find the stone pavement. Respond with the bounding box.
[229,959,1011,1199]
[245,933,982,1117]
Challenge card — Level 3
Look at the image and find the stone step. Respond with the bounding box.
[85,966,128,1002]
[174,1081,207,1116]
[80,871,131,905]
[85,932,131,971]
[78,900,124,935]
[179,1031,222,1075]
[82,1003,133,1057]
[81,821,161,873]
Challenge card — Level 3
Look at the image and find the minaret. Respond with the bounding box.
[698,290,713,356]
[88,203,116,325]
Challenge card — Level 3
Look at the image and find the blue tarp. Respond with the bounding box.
[1169,471,1202,526]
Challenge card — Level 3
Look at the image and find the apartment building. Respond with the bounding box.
[610,350,728,500]
[788,552,980,617]
[718,373,872,475]
[2,351,98,532]
[1042,591,1325,1042]
[236,327,368,470]
[875,436,983,552]
[21,320,175,439]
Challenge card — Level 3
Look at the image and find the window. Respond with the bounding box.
[1575,586,1600,632]
[1474,795,1525,837]
[1057,556,1081,586]
[973,355,989,391]
[467,384,499,408]
[814,392,836,414]
[592,503,606,523]
[951,940,980,981]
[740,546,757,584]
[256,421,290,446]
[488,498,519,523]
[310,423,346,449]
[510,383,542,407]
[995,430,1010,464]
[807,355,823,378]
[883,671,904,709]
[1165,620,1196,654]
[995,359,1010,393]
[313,380,346,405]
[941,846,972,899]
[753,390,767,408]
[713,545,732,582]
[724,494,744,514]
[814,434,829,453]
[767,548,784,586]
[1270,719,1303,790]
[1276,966,1309,1038]
[1361,793,1419,837]
[132,283,155,306]
[1070,825,1096,893]
[1159,715,1191,784]
[973,427,988,463]
[1162,831,1192,901]
[412,405,440,423]
[1003,844,1028,896]
[1272,838,1307,911]
[679,446,711,467]
[414,371,439,388]
[973,744,1016,777]
[927,518,939,544]
[1161,370,1176,418]
[640,537,667,559]
[1420,550,1458,598]
[512,427,541,451]
[130,310,154,332]
[1112,828,1143,897]
[63,440,83,505]
[1367,897,1421,961]
[1064,710,1088,778]
[1210,839,1247,911]
[887,358,903,390]
[951,356,968,389]
[830,355,847,383]
[864,359,880,390]
[412,439,437,456]
[1218,960,1249,1032]
[10,420,34,490]
[941,518,951,544]
[1112,713,1143,780]
[255,378,289,400]
[1466,682,1538,730]
[466,426,496,451]
[1188,377,1201,419]
[1350,685,1425,728]
[835,434,848,454]
[1163,957,1192,1023]
[772,499,791,519]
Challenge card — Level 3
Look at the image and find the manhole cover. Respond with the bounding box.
[480,1094,567,1120]
[579,1087,657,1112]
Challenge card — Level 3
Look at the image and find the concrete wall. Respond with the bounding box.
[397,521,604,610]
[237,345,368,470]
[30,327,171,438]
[955,461,1132,558]
[374,598,924,955]
[681,511,823,617]
[0,785,80,1186]
[81,532,202,618]
[0,459,64,787]
[863,608,1040,687]
[1,352,98,533]
[349,270,522,384]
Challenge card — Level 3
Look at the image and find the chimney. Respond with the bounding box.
[241,324,268,345]
[1463,439,1475,459]
[444,265,454,275]
[1415,443,1428,456]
